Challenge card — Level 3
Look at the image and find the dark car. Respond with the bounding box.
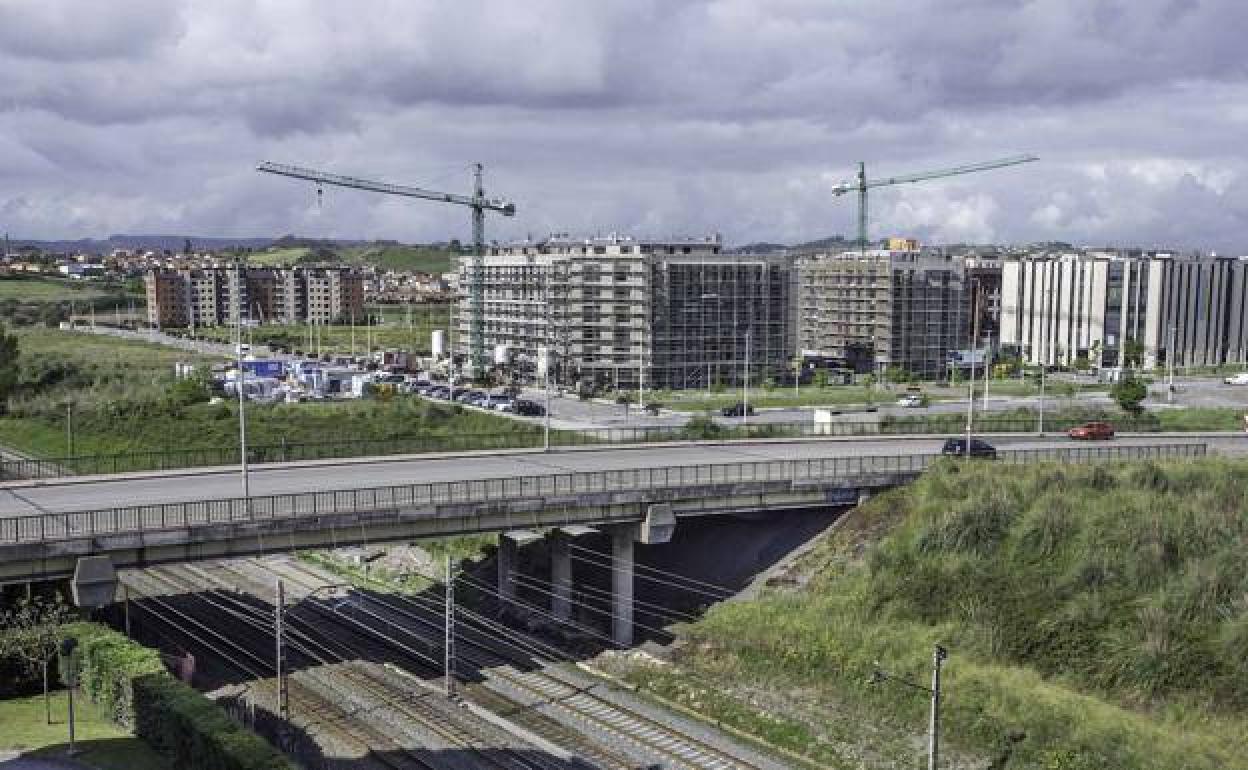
[514,399,546,417]
[721,402,756,417]
[941,438,997,459]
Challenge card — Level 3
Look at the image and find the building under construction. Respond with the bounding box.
[798,244,971,379]
[452,234,797,390]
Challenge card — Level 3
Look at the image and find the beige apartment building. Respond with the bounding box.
[145,266,364,328]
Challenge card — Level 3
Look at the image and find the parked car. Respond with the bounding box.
[1068,421,1115,440]
[1225,372,1248,385]
[456,389,484,404]
[720,402,756,417]
[514,399,546,416]
[896,394,924,408]
[941,438,997,459]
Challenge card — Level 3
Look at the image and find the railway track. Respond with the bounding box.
[126,563,582,770]
[240,555,793,770]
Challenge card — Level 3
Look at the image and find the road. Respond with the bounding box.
[0,434,1225,518]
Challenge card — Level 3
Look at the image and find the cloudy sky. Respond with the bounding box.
[1,0,1246,251]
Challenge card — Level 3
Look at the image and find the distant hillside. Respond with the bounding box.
[726,242,788,255]
[342,243,458,273]
[8,234,279,254]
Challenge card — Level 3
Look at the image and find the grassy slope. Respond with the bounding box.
[0,328,536,457]
[246,247,310,266]
[0,691,170,769]
[343,244,455,273]
[616,459,1248,769]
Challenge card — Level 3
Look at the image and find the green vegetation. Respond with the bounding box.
[1157,406,1245,432]
[1111,375,1149,413]
[342,243,456,273]
[615,458,1248,768]
[0,276,116,302]
[299,533,496,593]
[0,328,539,464]
[62,622,290,769]
[0,690,171,770]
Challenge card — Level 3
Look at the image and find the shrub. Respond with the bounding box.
[61,623,291,770]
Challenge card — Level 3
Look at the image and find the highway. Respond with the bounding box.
[0,434,1228,518]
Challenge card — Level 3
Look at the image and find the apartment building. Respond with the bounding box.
[1000,249,1248,369]
[145,266,364,328]
[451,234,796,389]
[798,247,971,378]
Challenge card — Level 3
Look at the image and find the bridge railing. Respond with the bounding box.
[0,443,1205,546]
[0,415,1173,480]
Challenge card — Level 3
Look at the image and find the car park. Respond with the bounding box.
[1068,421,1114,440]
[941,437,997,459]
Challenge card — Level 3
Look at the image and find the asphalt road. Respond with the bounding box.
[0,435,1224,518]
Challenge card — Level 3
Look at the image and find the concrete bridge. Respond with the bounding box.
[0,438,1208,643]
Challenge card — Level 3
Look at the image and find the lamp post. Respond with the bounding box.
[871,644,947,770]
[235,258,250,501]
[59,637,79,757]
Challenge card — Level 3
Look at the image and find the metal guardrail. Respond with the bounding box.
[0,443,1205,545]
[0,416,1172,480]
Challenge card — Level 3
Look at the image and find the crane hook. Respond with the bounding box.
[316,184,323,210]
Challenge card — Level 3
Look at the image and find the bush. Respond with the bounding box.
[62,623,291,769]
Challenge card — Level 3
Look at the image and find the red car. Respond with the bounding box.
[1068,421,1115,440]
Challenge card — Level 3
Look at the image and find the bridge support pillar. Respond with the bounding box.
[550,532,572,621]
[610,524,637,647]
[497,534,517,601]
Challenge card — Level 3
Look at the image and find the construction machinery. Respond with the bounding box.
[831,155,1038,253]
[255,160,516,374]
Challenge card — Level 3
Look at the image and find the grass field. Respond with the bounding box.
[0,276,117,302]
[0,690,170,769]
[188,310,452,355]
[609,458,1248,768]
[343,244,455,273]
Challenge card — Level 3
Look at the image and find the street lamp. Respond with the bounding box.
[870,645,947,770]
[234,257,250,501]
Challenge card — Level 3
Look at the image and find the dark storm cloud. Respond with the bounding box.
[1,0,1246,251]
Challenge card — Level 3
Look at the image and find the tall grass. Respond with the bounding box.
[631,458,1248,768]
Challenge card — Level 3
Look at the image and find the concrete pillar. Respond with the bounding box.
[550,532,572,621]
[497,534,517,600]
[610,525,636,647]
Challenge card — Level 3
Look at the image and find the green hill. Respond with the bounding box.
[343,244,457,273]
[616,458,1248,769]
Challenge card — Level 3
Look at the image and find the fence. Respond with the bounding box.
[0,415,1176,481]
[0,443,1205,546]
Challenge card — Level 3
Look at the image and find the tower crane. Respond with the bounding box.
[831,154,1038,252]
[256,160,516,374]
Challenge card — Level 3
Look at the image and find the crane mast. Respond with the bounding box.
[256,161,516,374]
[832,154,1038,253]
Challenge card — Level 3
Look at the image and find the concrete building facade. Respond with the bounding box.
[1000,250,1248,369]
[797,248,971,379]
[145,266,364,329]
[452,234,796,389]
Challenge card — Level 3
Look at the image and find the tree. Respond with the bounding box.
[0,594,75,723]
[1123,337,1146,369]
[0,322,19,409]
[1110,375,1148,414]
